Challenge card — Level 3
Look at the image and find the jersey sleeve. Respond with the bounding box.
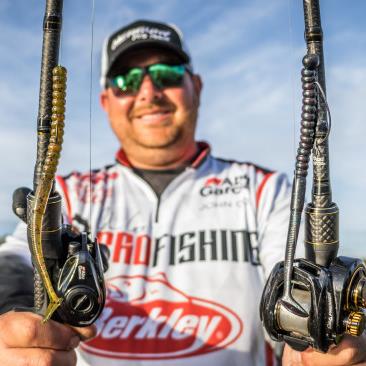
[256,172,292,279]
[0,222,31,265]
[0,222,34,313]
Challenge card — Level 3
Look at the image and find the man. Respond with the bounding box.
[0,20,365,366]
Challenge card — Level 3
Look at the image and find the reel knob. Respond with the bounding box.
[345,311,365,337]
[65,286,98,315]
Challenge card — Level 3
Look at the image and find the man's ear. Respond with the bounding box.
[192,74,203,95]
[100,89,110,113]
[192,74,203,104]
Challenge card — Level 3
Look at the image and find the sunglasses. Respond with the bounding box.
[108,63,188,96]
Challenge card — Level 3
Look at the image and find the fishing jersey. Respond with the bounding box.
[0,143,291,366]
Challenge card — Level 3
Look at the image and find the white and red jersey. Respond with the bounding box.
[2,142,291,366]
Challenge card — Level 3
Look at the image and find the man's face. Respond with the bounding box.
[100,48,202,167]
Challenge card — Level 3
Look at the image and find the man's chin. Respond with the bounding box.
[135,133,181,149]
[137,140,177,149]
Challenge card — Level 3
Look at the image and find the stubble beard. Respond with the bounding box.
[127,115,197,167]
[132,107,198,150]
[133,125,183,149]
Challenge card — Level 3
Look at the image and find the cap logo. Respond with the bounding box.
[111,26,172,51]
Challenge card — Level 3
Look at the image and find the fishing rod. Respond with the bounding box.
[260,0,366,352]
[12,0,106,326]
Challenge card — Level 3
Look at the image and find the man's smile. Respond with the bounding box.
[132,109,174,125]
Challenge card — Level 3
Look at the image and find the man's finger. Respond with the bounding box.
[0,312,80,350]
[282,344,303,366]
[70,324,97,341]
[0,348,77,366]
[301,335,366,366]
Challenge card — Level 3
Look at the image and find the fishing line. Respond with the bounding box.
[59,14,63,64]
[287,0,297,160]
[89,0,96,234]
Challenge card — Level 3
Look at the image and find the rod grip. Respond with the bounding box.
[304,202,339,266]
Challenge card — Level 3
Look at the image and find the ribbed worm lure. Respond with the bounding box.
[30,66,67,322]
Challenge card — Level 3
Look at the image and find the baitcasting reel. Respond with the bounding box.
[13,187,107,327]
[260,0,366,353]
[261,256,366,352]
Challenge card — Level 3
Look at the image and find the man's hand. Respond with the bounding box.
[282,335,366,366]
[0,311,96,366]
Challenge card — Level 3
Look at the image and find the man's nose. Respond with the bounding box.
[135,74,163,103]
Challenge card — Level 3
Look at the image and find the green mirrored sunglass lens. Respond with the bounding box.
[125,68,143,91]
[114,76,125,89]
[114,68,143,92]
[149,64,185,88]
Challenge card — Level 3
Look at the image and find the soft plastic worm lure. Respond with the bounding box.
[30,65,67,322]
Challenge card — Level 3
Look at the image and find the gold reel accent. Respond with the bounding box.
[345,311,365,337]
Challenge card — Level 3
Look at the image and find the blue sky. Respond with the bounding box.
[0,0,365,257]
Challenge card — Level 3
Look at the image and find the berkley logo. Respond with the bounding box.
[81,273,243,360]
[200,175,249,197]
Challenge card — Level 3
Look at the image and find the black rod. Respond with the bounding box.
[34,0,63,192]
[303,0,339,266]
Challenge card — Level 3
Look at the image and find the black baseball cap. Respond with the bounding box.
[100,20,192,88]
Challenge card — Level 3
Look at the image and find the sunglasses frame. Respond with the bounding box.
[107,63,192,96]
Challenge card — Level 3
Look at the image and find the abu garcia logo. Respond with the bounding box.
[200,175,249,197]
